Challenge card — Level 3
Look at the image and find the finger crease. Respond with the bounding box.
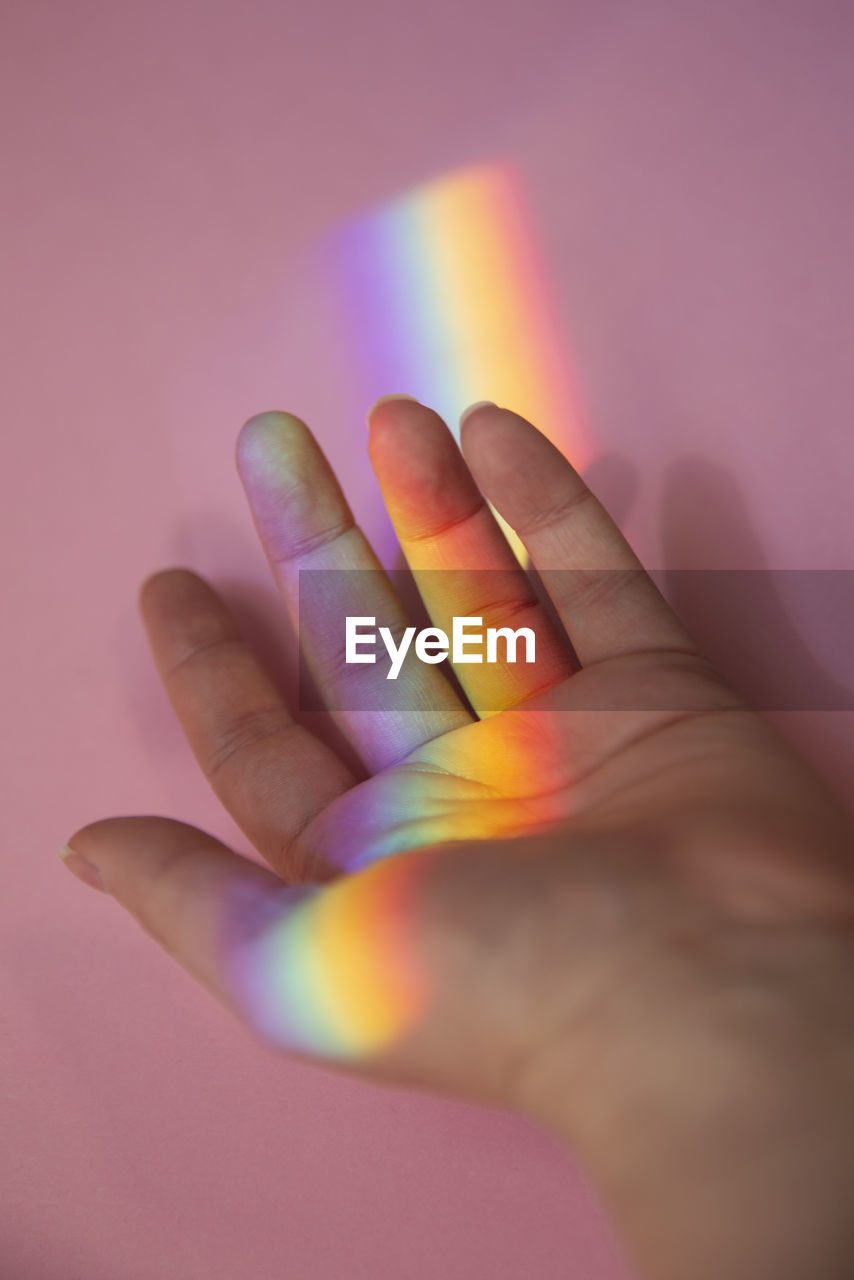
[400,497,487,545]
[516,484,597,538]
[161,634,244,684]
[268,515,357,564]
[205,708,298,782]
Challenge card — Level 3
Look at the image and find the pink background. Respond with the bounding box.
[3,2,853,1276]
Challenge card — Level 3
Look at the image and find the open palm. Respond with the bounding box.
[139,399,838,885]
[64,399,854,1280]
[65,394,850,1095]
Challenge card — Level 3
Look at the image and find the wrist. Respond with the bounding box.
[516,916,854,1280]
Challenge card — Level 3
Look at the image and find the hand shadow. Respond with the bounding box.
[658,456,854,713]
[582,451,641,532]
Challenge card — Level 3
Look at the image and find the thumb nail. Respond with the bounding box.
[58,845,107,893]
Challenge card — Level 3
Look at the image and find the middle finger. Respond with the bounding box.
[367,398,576,715]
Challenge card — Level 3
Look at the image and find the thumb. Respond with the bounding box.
[59,817,580,1110]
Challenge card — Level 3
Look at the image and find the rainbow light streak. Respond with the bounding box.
[227,164,587,1063]
[227,852,429,1060]
[314,160,591,560]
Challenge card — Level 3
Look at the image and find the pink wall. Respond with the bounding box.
[3,2,853,1276]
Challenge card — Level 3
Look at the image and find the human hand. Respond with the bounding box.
[62,399,854,1280]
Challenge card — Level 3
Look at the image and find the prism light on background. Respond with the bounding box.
[310,161,592,559]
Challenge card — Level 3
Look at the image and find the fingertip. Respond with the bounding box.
[365,396,426,459]
[61,815,239,912]
[235,411,310,474]
[63,815,130,850]
[58,844,108,893]
[366,393,420,424]
[239,409,303,436]
[63,814,187,857]
[138,566,203,611]
[59,816,142,895]
[458,402,514,462]
[458,401,497,431]
[460,404,566,470]
[458,401,512,461]
[366,400,478,533]
[366,398,447,479]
